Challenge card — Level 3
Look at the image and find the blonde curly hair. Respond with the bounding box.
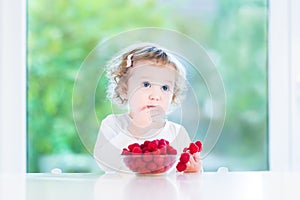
[106,43,187,108]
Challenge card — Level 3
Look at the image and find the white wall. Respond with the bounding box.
[0,0,26,174]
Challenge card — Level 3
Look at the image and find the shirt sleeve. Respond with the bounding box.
[93,115,130,173]
[170,125,191,153]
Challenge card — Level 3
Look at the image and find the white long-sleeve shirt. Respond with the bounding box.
[93,113,191,173]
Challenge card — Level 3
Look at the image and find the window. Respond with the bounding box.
[0,0,26,173]
[2,0,299,174]
[26,0,269,172]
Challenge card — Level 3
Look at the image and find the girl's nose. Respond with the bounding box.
[149,86,161,101]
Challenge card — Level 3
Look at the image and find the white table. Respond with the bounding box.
[1,171,300,200]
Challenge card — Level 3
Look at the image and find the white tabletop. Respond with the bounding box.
[1,171,300,200]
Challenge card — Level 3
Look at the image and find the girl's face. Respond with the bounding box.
[125,62,177,118]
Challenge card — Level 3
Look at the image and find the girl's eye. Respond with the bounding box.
[161,85,169,91]
[143,81,151,88]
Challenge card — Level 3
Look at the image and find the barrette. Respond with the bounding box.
[126,54,133,68]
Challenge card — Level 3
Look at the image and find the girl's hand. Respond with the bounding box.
[131,106,165,129]
[147,106,165,129]
[128,106,166,137]
[184,152,202,173]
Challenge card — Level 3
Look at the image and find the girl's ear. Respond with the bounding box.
[172,93,176,102]
[120,83,128,100]
[118,78,128,100]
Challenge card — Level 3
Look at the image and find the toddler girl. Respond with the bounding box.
[94,43,201,173]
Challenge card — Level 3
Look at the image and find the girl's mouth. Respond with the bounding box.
[142,105,156,110]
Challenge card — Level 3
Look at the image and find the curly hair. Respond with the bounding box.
[106,43,187,108]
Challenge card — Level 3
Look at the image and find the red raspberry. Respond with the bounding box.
[176,162,187,172]
[152,149,161,155]
[142,153,153,162]
[128,143,140,152]
[179,152,190,164]
[123,157,131,166]
[132,146,142,154]
[195,141,203,152]
[183,147,189,152]
[143,140,150,146]
[121,148,131,155]
[158,146,167,155]
[153,167,166,174]
[167,145,177,155]
[128,160,138,172]
[142,146,149,153]
[153,156,164,166]
[134,158,146,170]
[147,162,158,171]
[158,139,167,146]
[189,143,199,154]
[148,141,158,151]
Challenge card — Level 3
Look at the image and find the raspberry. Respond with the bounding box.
[148,141,158,151]
[134,158,146,169]
[128,143,140,152]
[189,143,199,154]
[158,146,167,155]
[167,145,177,155]
[123,157,131,165]
[195,141,203,152]
[121,148,131,155]
[142,153,153,162]
[153,167,165,174]
[143,140,150,146]
[142,145,150,153]
[179,152,190,164]
[128,161,138,172]
[153,156,164,166]
[147,162,158,171]
[176,162,187,172]
[183,147,189,152]
[132,146,142,154]
[152,149,161,155]
[158,139,167,146]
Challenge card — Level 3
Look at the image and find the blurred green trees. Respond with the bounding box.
[28,0,267,172]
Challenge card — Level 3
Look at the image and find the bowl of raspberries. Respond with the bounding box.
[121,139,178,175]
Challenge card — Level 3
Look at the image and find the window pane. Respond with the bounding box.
[28,0,268,172]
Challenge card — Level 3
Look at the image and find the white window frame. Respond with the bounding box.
[0,0,27,173]
[290,0,300,170]
[268,0,300,171]
[0,0,298,173]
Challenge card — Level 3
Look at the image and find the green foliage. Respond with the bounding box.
[28,0,268,172]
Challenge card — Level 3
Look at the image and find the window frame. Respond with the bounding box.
[0,0,298,173]
[0,0,27,173]
[268,0,300,171]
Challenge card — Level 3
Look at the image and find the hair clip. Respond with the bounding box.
[126,54,133,68]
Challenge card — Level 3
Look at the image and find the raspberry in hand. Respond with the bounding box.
[176,140,203,173]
